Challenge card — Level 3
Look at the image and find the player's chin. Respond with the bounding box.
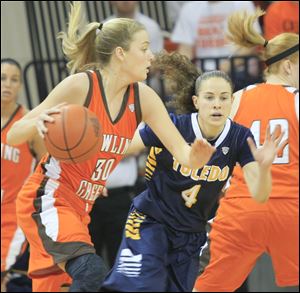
[136,73,148,82]
[209,118,226,127]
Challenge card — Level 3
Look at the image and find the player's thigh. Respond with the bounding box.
[102,208,169,291]
[268,200,299,286]
[196,213,265,291]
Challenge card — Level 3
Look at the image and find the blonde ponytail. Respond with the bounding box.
[227,8,266,49]
[58,1,146,74]
[57,2,99,74]
[227,8,299,76]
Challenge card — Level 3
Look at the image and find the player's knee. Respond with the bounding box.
[65,253,108,292]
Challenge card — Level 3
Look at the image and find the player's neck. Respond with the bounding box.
[266,74,295,88]
[100,68,130,102]
[1,101,18,119]
[198,120,224,141]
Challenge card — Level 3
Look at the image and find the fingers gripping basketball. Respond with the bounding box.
[44,105,102,163]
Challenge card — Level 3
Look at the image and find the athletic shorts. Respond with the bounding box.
[16,173,95,278]
[102,205,207,292]
[195,197,299,291]
[1,201,27,272]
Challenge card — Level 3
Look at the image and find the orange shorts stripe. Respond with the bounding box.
[16,174,95,278]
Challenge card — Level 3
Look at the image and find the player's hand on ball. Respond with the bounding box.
[36,103,67,138]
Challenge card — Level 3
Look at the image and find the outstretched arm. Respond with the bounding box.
[126,129,147,156]
[242,124,286,203]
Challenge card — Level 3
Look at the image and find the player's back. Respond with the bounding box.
[226,83,299,199]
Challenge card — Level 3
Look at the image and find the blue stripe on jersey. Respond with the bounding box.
[135,113,255,232]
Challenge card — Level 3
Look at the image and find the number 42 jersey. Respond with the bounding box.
[134,113,255,232]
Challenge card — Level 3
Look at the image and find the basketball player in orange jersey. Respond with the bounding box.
[6,2,215,292]
[1,59,46,289]
[194,9,299,292]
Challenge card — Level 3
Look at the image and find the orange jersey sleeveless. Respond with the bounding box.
[1,105,35,204]
[226,84,299,199]
[1,105,34,272]
[34,70,141,212]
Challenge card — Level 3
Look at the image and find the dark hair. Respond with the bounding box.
[152,53,233,114]
[1,58,22,72]
[152,52,201,114]
[1,58,23,82]
[195,70,234,95]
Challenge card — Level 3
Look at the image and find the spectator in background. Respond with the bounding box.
[88,0,164,269]
[171,1,262,90]
[264,1,299,40]
[105,1,163,53]
[165,1,189,29]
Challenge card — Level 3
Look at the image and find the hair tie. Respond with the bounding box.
[265,43,299,66]
[263,40,269,47]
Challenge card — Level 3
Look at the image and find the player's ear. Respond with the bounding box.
[282,59,293,76]
[115,47,126,61]
[192,95,199,110]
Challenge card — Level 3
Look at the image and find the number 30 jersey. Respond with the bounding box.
[134,113,254,232]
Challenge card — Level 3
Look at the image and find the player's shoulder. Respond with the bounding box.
[230,119,252,137]
[61,72,89,89]
[137,82,158,99]
[56,72,90,103]
[168,112,192,129]
[282,85,299,95]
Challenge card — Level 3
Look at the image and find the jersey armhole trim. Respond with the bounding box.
[134,83,142,126]
[1,104,22,132]
[83,71,93,108]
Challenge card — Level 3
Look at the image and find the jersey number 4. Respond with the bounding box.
[182,185,201,208]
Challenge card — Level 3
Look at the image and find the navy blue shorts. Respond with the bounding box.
[102,206,206,292]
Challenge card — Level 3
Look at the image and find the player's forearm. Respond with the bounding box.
[249,166,272,203]
[7,118,38,146]
[172,143,192,167]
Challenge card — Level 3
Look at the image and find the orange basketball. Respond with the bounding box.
[44,104,102,163]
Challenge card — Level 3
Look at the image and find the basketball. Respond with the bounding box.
[44,104,102,163]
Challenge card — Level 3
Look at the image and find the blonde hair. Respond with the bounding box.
[227,8,299,76]
[58,1,145,74]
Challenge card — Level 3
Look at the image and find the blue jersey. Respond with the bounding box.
[134,113,255,232]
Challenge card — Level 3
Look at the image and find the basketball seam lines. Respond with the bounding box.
[62,107,75,164]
